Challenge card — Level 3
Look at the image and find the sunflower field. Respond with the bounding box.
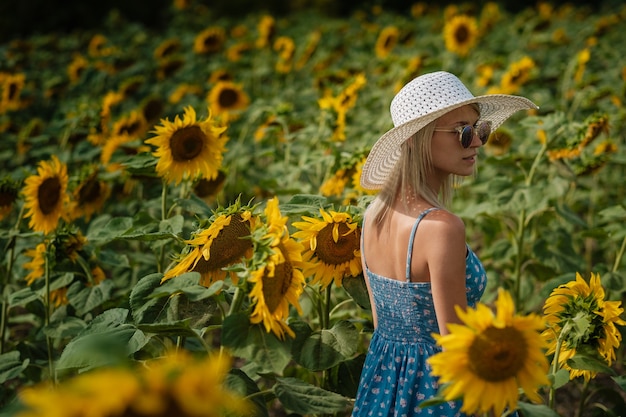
[1,1,626,416]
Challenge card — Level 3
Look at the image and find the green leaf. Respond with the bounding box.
[333,353,366,398]
[548,368,570,389]
[222,313,292,375]
[0,351,29,384]
[67,279,115,316]
[226,369,270,417]
[613,374,626,391]
[129,272,170,324]
[342,274,371,309]
[295,320,359,371]
[159,214,184,235]
[567,353,616,375]
[516,401,562,417]
[56,308,148,371]
[273,377,351,414]
[156,272,223,301]
[86,216,133,242]
[136,322,198,338]
[43,316,86,340]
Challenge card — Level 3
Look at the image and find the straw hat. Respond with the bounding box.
[360,71,538,190]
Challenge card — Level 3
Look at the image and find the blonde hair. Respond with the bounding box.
[368,103,480,231]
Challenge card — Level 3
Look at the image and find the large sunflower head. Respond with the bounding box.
[443,14,479,57]
[428,288,550,416]
[207,81,250,122]
[145,106,228,185]
[247,197,308,339]
[292,207,362,289]
[542,272,626,381]
[163,200,257,287]
[22,155,69,234]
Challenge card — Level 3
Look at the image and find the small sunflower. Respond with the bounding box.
[256,15,276,49]
[145,106,228,185]
[485,130,513,156]
[153,37,182,60]
[207,81,250,121]
[23,242,47,285]
[168,83,203,104]
[0,72,26,113]
[428,288,550,416]
[443,15,479,57]
[193,171,226,204]
[67,54,89,84]
[292,208,362,289]
[112,110,149,139]
[494,56,535,95]
[22,156,69,234]
[193,27,226,55]
[273,36,296,73]
[248,197,307,339]
[69,172,111,221]
[542,272,626,382]
[375,26,400,59]
[163,203,255,287]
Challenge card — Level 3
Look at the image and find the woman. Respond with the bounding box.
[352,71,537,416]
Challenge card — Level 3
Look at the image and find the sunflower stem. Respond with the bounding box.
[575,378,590,417]
[548,327,566,409]
[158,180,168,273]
[612,234,626,273]
[228,286,245,317]
[323,285,332,330]
[44,245,55,383]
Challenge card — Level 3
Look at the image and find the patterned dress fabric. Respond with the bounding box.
[352,208,487,417]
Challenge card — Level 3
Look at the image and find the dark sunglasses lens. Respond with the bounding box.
[460,125,473,148]
[477,122,491,144]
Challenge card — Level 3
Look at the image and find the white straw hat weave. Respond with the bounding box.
[360,71,538,190]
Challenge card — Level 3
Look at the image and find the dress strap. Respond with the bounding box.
[360,211,368,270]
[405,207,440,282]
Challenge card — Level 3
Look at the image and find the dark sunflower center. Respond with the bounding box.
[314,223,359,266]
[262,256,293,314]
[170,126,206,161]
[118,121,142,136]
[468,326,527,382]
[194,172,226,197]
[8,82,19,101]
[38,177,62,215]
[78,179,101,204]
[218,89,239,108]
[204,34,221,49]
[383,34,395,49]
[0,189,17,207]
[192,215,252,274]
[455,26,470,43]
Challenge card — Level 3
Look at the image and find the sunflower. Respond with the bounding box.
[112,110,149,139]
[0,72,25,113]
[0,180,19,221]
[145,106,228,185]
[156,56,185,80]
[22,156,69,234]
[320,170,349,197]
[542,272,626,381]
[67,54,89,84]
[295,29,321,69]
[87,34,115,57]
[443,14,479,57]
[168,83,203,104]
[16,350,250,417]
[428,288,550,416]
[193,27,226,55]
[493,56,535,95]
[207,81,250,121]
[485,130,513,156]
[153,37,182,60]
[69,172,111,221]
[23,243,47,285]
[256,15,276,49]
[248,198,307,339]
[273,36,295,73]
[375,26,400,59]
[163,205,255,286]
[292,208,361,289]
[193,171,226,204]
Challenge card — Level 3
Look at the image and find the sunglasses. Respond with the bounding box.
[433,121,492,148]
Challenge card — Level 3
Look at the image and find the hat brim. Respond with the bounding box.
[360,94,538,190]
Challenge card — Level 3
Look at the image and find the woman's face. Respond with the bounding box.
[431,105,483,178]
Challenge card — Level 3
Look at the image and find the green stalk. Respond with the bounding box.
[612,235,626,273]
[0,205,24,354]
[44,248,54,382]
[548,325,567,410]
[575,378,590,417]
[158,180,168,273]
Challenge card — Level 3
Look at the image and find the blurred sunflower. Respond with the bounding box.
[69,172,111,221]
[0,72,26,113]
[156,56,185,80]
[274,36,295,73]
[248,197,307,339]
[295,29,321,69]
[153,37,182,60]
[163,202,255,286]
[145,106,228,185]
[22,156,69,234]
[16,350,251,417]
[207,81,250,121]
[0,179,19,221]
[485,130,513,156]
[67,54,89,84]
[542,272,625,381]
[443,15,479,57]
[87,34,116,57]
[292,208,362,288]
[193,171,226,204]
[23,242,47,285]
[193,27,226,55]
[375,26,400,59]
[490,56,535,94]
[112,110,149,139]
[168,83,203,104]
[428,288,549,416]
[320,169,349,197]
[256,15,276,48]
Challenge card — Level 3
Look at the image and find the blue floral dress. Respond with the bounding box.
[352,208,487,417]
